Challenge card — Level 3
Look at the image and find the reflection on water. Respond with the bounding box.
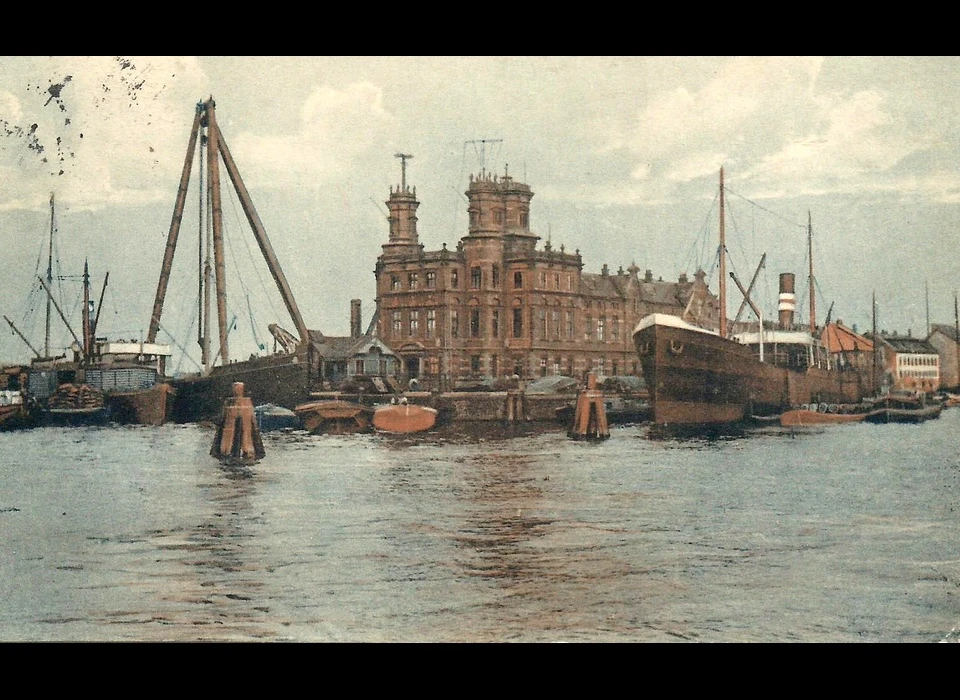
[1,413,959,642]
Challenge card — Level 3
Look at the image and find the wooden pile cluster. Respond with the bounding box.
[47,383,105,410]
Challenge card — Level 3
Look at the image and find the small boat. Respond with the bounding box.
[255,403,301,432]
[862,391,943,424]
[295,399,373,435]
[780,404,868,427]
[372,400,437,433]
[864,404,943,424]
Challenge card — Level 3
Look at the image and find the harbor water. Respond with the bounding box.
[2,410,959,642]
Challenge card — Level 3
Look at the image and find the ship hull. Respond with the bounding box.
[634,316,867,427]
[171,349,316,423]
[105,383,175,426]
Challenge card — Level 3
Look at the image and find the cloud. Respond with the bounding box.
[0,56,207,211]
[594,57,944,204]
[230,82,395,187]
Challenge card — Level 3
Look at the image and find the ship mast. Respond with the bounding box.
[808,211,816,334]
[45,193,55,357]
[82,259,91,362]
[719,167,727,338]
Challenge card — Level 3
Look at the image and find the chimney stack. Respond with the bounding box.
[350,299,362,338]
[778,273,796,329]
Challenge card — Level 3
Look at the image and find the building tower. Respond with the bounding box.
[381,153,420,257]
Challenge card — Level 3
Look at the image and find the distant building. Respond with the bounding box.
[927,323,960,390]
[308,300,398,388]
[373,165,719,390]
[874,332,940,393]
[821,320,874,373]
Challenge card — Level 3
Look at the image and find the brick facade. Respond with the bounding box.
[373,168,719,391]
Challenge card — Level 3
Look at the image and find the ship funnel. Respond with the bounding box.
[778,273,796,329]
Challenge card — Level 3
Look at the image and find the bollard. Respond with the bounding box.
[504,389,526,424]
[211,382,265,463]
[568,372,610,440]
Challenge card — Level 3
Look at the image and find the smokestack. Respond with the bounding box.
[778,273,796,329]
[351,299,362,338]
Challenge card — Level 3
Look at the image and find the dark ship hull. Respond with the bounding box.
[633,314,869,427]
[170,348,317,423]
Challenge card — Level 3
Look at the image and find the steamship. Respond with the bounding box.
[632,169,871,428]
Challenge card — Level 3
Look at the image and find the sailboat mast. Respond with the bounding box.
[719,167,727,338]
[925,279,930,337]
[45,192,55,357]
[872,290,878,394]
[82,260,91,362]
[954,292,959,391]
[808,211,816,334]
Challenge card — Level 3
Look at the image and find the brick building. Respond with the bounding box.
[373,166,719,391]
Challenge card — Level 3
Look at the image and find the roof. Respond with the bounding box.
[821,322,874,353]
[930,323,960,342]
[306,331,396,361]
[879,334,937,354]
[524,375,580,394]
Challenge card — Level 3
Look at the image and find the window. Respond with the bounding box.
[426,309,436,338]
[514,271,523,289]
[539,271,546,288]
[492,265,500,288]
[470,308,481,337]
[451,270,459,289]
[355,359,364,375]
[612,360,618,376]
[513,308,523,338]
[554,273,560,289]
[540,357,547,377]
[566,274,573,291]
[491,355,499,376]
[598,316,605,341]
[520,213,529,228]
[471,266,482,290]
[426,271,436,289]
[552,310,560,340]
[469,210,479,227]
[471,355,481,373]
[552,358,560,376]
[408,310,419,336]
[390,274,400,291]
[408,272,419,289]
[392,311,402,334]
[566,311,574,340]
[585,315,593,340]
[494,210,504,225]
[492,309,500,338]
[538,308,546,338]
[612,315,619,341]
[451,309,459,338]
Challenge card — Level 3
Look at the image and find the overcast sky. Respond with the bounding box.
[2,56,958,371]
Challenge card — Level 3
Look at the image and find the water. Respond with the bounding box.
[2,410,959,642]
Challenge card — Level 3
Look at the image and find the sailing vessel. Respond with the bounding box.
[632,168,871,428]
[147,98,320,423]
[5,195,175,426]
[295,399,374,435]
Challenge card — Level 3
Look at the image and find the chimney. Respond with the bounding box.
[350,299,362,338]
[644,269,653,282]
[778,272,796,329]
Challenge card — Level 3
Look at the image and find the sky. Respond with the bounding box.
[1,56,959,372]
